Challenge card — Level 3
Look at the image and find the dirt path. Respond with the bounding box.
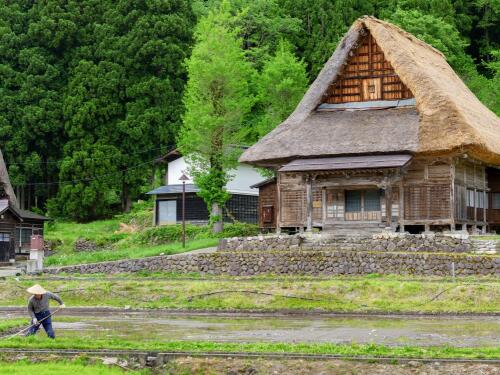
[4,309,499,347]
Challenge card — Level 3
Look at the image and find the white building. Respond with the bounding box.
[147,149,264,225]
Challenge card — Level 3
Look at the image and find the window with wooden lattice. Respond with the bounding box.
[323,32,413,104]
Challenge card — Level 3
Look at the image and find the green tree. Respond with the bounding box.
[388,8,473,72]
[178,1,255,232]
[254,40,308,139]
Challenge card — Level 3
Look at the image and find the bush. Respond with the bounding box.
[135,225,206,245]
[134,222,259,245]
[219,222,259,238]
[115,200,154,229]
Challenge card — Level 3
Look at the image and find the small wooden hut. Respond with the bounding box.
[242,16,500,234]
[0,149,48,262]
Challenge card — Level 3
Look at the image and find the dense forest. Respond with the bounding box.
[0,0,498,221]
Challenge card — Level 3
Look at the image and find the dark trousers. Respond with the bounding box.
[27,310,55,339]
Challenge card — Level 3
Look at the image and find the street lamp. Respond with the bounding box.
[179,173,190,248]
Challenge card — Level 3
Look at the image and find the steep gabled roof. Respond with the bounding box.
[240,16,500,167]
[0,148,17,207]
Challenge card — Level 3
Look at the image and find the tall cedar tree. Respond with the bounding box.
[52,0,194,221]
[178,2,255,232]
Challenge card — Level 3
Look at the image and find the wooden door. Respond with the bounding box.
[0,232,12,262]
[345,189,381,221]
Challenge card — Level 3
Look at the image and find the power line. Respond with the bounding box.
[5,145,174,166]
[17,156,163,187]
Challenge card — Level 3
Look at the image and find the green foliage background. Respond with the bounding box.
[0,0,498,221]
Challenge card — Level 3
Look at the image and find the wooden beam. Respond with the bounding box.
[399,181,405,232]
[306,175,313,232]
[385,184,392,228]
[450,161,455,231]
[276,172,281,234]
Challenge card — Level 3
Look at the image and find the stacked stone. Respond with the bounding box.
[45,248,500,277]
[219,233,473,254]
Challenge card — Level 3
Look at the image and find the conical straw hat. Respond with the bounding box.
[26,284,47,295]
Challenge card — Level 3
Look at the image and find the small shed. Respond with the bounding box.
[0,149,48,262]
[251,178,277,231]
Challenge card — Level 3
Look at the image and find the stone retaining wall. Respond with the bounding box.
[218,233,474,253]
[44,250,500,277]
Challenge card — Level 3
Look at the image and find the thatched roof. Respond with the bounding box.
[0,148,17,207]
[240,16,500,167]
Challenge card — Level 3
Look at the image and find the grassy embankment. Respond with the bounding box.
[0,335,498,359]
[43,201,257,266]
[2,275,499,313]
[0,359,145,375]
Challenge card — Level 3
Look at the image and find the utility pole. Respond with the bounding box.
[179,173,189,248]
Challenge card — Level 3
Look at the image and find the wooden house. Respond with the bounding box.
[241,17,500,234]
[147,149,262,226]
[0,149,48,262]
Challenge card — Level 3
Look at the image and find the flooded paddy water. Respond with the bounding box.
[5,310,500,347]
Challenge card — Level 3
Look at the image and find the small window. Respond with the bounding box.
[345,190,362,213]
[492,193,500,210]
[19,228,32,245]
[467,189,475,207]
[364,190,381,211]
[0,233,10,242]
[476,191,484,209]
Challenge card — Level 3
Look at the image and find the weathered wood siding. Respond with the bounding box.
[0,211,17,261]
[324,33,413,104]
[487,168,500,226]
[258,182,278,229]
[454,159,487,224]
[401,158,452,224]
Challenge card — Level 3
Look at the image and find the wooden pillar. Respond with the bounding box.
[399,181,405,232]
[306,175,313,232]
[322,187,327,226]
[385,184,392,228]
[276,173,281,234]
[450,161,455,231]
[483,190,487,224]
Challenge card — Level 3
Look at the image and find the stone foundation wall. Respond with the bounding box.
[218,233,474,253]
[44,249,500,277]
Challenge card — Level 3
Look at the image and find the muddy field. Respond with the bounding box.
[5,309,499,348]
[166,357,500,375]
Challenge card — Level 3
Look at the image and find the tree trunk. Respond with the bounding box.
[212,202,223,233]
[122,182,132,213]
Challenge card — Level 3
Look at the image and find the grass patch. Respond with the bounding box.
[0,319,26,334]
[0,358,146,374]
[472,235,500,240]
[1,276,499,313]
[1,336,499,359]
[44,238,218,266]
[45,219,123,253]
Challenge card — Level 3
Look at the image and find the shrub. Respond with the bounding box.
[219,222,259,238]
[134,222,259,245]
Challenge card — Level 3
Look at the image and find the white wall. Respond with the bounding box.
[167,156,262,195]
[167,157,194,185]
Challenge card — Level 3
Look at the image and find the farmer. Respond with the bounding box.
[26,284,65,339]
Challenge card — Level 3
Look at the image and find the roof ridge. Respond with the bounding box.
[360,16,445,58]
